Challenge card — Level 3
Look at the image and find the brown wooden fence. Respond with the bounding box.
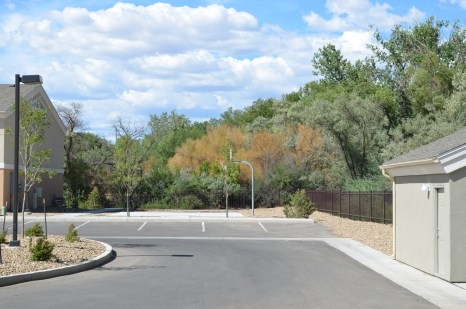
[306,190,393,224]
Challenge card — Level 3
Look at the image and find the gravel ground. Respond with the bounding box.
[1,208,392,277]
[239,207,393,256]
[0,235,105,276]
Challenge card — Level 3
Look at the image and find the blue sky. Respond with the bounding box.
[1,0,465,140]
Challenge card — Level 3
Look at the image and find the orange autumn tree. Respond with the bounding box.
[168,125,245,172]
[169,124,327,182]
[295,124,324,168]
[242,130,290,179]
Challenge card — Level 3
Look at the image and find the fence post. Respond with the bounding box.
[383,191,387,224]
[331,190,333,215]
[338,190,341,217]
[348,191,351,219]
[307,189,392,224]
[358,191,361,221]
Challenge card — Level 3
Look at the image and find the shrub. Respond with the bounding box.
[180,195,204,209]
[140,201,172,210]
[25,223,44,237]
[283,189,315,218]
[86,187,102,209]
[0,229,7,243]
[65,224,80,243]
[29,237,55,261]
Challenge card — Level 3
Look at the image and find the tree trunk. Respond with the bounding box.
[126,190,130,217]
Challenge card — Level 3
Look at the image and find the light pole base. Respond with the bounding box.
[9,240,21,247]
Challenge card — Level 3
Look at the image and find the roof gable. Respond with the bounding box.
[0,84,66,134]
[381,129,466,177]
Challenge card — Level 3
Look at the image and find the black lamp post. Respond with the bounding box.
[9,74,43,247]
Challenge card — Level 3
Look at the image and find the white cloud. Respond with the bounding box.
[0,1,435,139]
[339,30,374,60]
[5,0,15,10]
[442,0,466,9]
[41,3,258,57]
[303,0,426,32]
[214,95,229,108]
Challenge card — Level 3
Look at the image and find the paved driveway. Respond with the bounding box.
[0,220,439,309]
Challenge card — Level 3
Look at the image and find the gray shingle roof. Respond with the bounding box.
[0,84,38,112]
[383,129,466,165]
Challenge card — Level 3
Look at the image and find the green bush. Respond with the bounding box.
[180,195,204,209]
[29,237,55,261]
[0,229,7,243]
[140,201,172,210]
[85,187,102,209]
[65,224,80,243]
[25,223,44,237]
[283,189,315,219]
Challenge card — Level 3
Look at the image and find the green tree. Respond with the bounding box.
[85,186,102,209]
[312,44,349,83]
[216,99,277,129]
[114,117,154,215]
[10,98,54,236]
[64,132,113,208]
[382,110,462,161]
[57,102,86,208]
[310,94,388,179]
[369,17,464,121]
[219,145,240,216]
[147,111,206,163]
[445,71,466,124]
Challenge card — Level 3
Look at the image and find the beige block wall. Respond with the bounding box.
[2,114,14,165]
[0,170,63,211]
[1,98,64,170]
[0,169,11,209]
[26,173,64,209]
[449,168,466,282]
[1,84,65,212]
[0,119,6,164]
[395,174,450,278]
[19,173,64,210]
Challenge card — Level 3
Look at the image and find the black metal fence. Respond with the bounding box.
[306,190,393,224]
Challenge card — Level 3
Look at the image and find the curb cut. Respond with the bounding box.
[0,240,114,287]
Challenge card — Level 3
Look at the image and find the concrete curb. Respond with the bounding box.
[0,240,114,287]
[2,214,314,223]
[50,217,314,223]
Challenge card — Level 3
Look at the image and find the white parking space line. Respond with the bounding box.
[74,221,90,230]
[138,222,147,231]
[202,221,205,232]
[258,222,268,233]
[7,220,34,231]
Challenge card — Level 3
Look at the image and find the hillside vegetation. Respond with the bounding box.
[59,17,466,210]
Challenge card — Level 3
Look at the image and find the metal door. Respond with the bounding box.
[436,187,447,276]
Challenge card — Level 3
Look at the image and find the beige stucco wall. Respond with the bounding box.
[2,114,14,166]
[0,169,10,209]
[0,118,6,165]
[24,173,64,209]
[449,168,466,282]
[0,171,63,211]
[0,86,65,210]
[394,174,450,279]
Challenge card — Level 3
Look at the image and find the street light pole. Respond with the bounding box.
[233,160,254,216]
[9,74,43,247]
[10,74,21,246]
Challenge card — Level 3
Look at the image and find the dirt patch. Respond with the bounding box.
[239,207,393,256]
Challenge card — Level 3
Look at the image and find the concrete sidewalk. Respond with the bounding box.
[15,209,309,222]
[325,238,466,309]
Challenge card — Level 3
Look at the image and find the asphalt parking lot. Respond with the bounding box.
[0,217,451,309]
